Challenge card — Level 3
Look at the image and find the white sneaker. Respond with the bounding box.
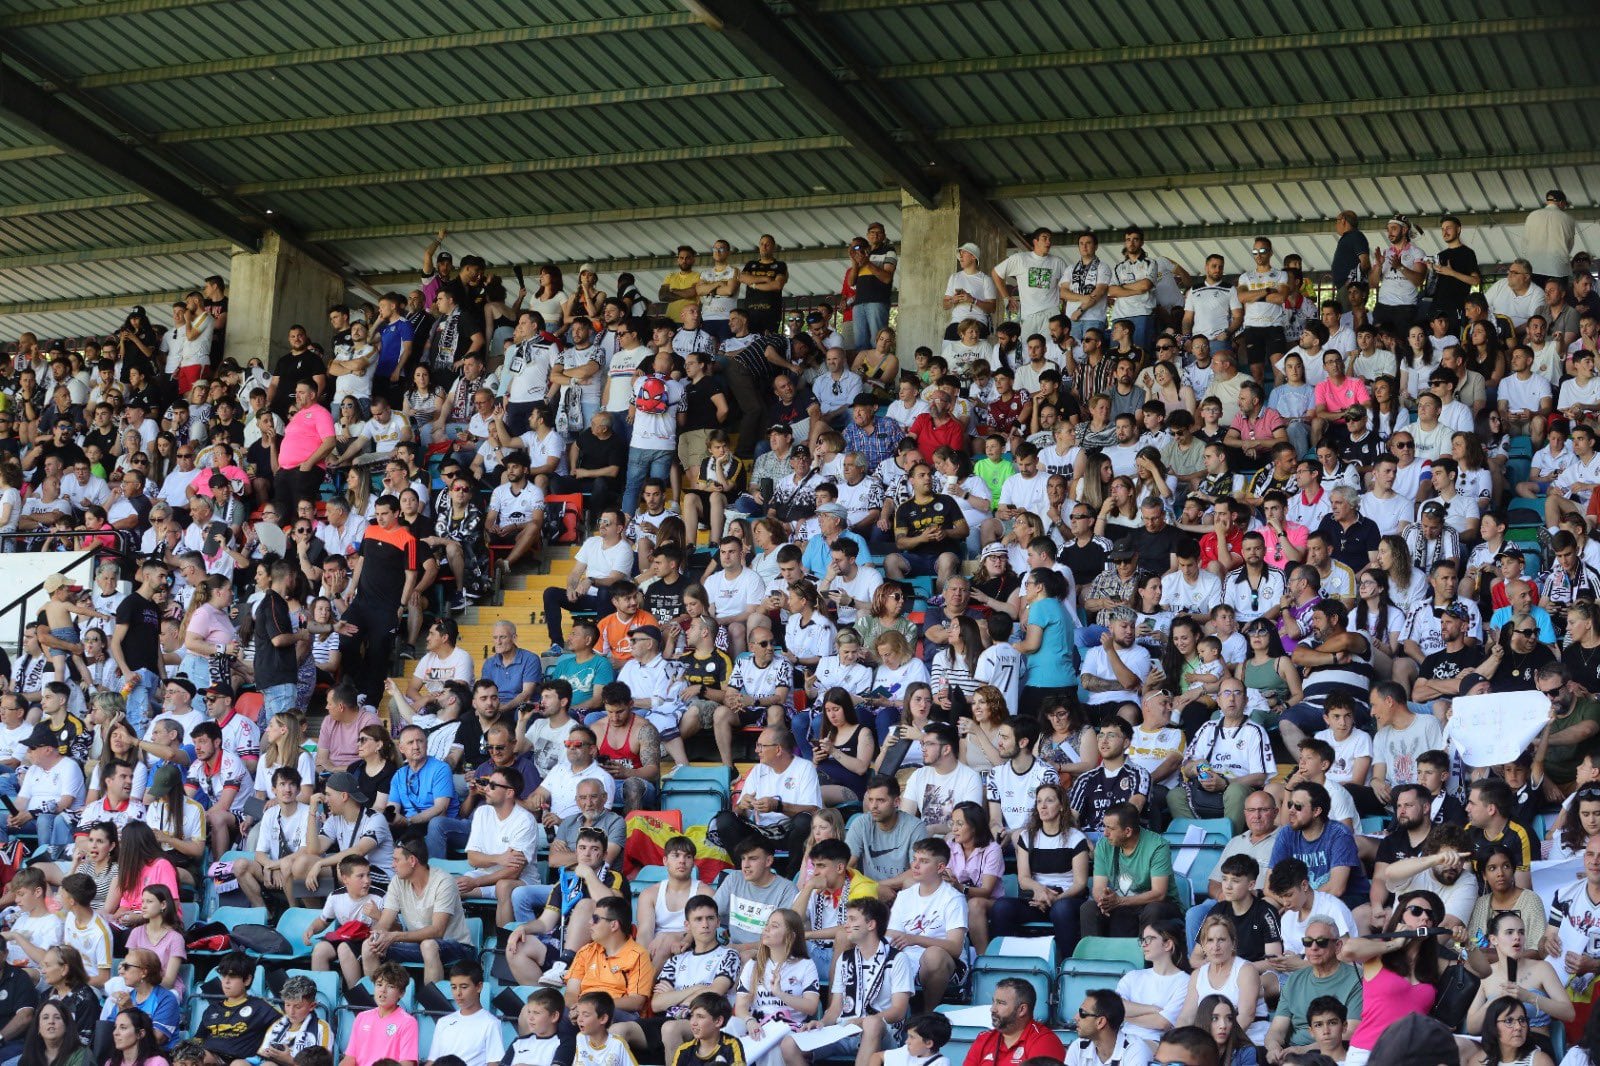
[537,961,568,987]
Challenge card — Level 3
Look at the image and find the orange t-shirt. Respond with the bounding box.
[597,608,658,667]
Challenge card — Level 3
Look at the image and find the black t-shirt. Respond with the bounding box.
[1469,821,1536,871]
[253,590,299,689]
[199,995,281,1060]
[114,591,163,673]
[271,349,328,416]
[893,493,963,557]
[1418,643,1485,685]
[210,417,246,448]
[1125,525,1186,576]
[1432,246,1480,315]
[768,387,816,430]
[82,425,118,457]
[680,649,732,693]
[683,375,730,433]
[31,442,86,485]
[352,523,418,612]
[1375,827,1428,868]
[1493,643,1556,692]
[1334,428,1386,468]
[642,574,688,624]
[575,430,628,478]
[1223,896,1283,961]
[1060,538,1111,587]
[456,711,513,768]
[1331,229,1370,289]
[741,259,787,321]
[1431,791,1469,826]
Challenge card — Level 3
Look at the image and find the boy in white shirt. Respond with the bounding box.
[307,855,385,988]
[428,961,506,1066]
[55,873,113,987]
[885,838,969,1010]
[0,867,62,981]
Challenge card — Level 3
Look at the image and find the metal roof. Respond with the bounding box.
[0,0,1595,341]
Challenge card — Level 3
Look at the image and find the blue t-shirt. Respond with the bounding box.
[482,647,543,705]
[1024,596,1078,688]
[390,756,459,818]
[1270,820,1369,899]
[376,318,415,377]
[548,652,616,708]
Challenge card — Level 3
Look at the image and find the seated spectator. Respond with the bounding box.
[713,727,819,878]
[196,952,281,1066]
[506,827,624,984]
[652,897,740,1053]
[361,839,474,986]
[1064,988,1150,1066]
[1268,859,1356,945]
[1181,915,1269,1045]
[715,837,798,958]
[1068,717,1151,833]
[846,775,922,898]
[339,962,418,1066]
[900,722,983,837]
[961,978,1064,1064]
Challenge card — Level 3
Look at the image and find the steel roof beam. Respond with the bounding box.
[71,12,704,89]
[0,238,232,271]
[0,192,152,218]
[155,77,782,145]
[0,62,260,249]
[305,190,901,243]
[682,0,940,208]
[936,85,1600,142]
[232,135,852,196]
[0,144,64,163]
[1066,209,1600,248]
[1,0,226,28]
[0,290,189,316]
[989,149,1600,200]
[876,15,1595,79]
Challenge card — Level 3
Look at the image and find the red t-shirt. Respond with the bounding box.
[1200,528,1245,568]
[909,412,967,458]
[964,1022,1066,1066]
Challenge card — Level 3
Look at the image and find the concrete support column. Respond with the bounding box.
[896,182,1010,360]
[227,231,346,368]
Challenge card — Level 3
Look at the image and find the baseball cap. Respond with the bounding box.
[1341,407,1366,421]
[817,503,847,520]
[205,682,235,700]
[1547,189,1569,203]
[1420,500,1446,518]
[1456,672,1488,693]
[1438,602,1472,620]
[1108,546,1136,561]
[768,423,793,436]
[324,772,370,805]
[1368,1013,1458,1066]
[22,725,57,750]
[1496,546,1526,562]
[42,574,79,594]
[629,624,664,647]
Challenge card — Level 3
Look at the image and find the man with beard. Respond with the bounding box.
[964,978,1065,1066]
[1369,824,1477,935]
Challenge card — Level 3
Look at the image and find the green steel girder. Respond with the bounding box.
[72,12,705,89]
[875,15,1597,79]
[0,289,189,316]
[155,77,783,144]
[0,192,151,218]
[1,0,227,28]
[0,239,233,271]
[231,135,852,196]
[305,190,902,243]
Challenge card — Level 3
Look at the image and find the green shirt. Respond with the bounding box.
[1273,961,1363,1045]
[973,457,1016,506]
[1546,696,1600,783]
[1091,830,1178,902]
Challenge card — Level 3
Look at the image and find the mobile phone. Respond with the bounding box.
[513,265,525,286]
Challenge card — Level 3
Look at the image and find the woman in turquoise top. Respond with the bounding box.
[1015,567,1077,719]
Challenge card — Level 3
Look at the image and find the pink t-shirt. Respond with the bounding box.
[1348,964,1438,1050]
[187,603,236,647]
[346,1005,419,1066]
[127,922,187,996]
[115,858,179,914]
[279,404,335,469]
[947,840,1004,898]
[1313,376,1371,414]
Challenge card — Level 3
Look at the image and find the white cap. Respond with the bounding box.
[957,242,981,259]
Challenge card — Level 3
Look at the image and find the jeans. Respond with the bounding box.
[425,815,472,861]
[725,362,769,459]
[1124,314,1154,353]
[1071,318,1107,344]
[1185,898,1217,950]
[1285,419,1311,460]
[622,447,674,514]
[260,683,297,727]
[122,668,160,733]
[542,586,614,647]
[992,893,1083,957]
[1,809,73,848]
[512,883,555,922]
[854,302,889,348]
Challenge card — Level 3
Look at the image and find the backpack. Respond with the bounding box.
[634,375,668,414]
[555,384,585,435]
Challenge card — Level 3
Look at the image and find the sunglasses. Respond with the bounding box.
[1077,1009,1101,1020]
[1301,936,1334,948]
[1287,800,1307,811]
[1516,628,1539,638]
[1404,904,1436,920]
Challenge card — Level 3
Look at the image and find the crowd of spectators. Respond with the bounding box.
[0,193,1592,1066]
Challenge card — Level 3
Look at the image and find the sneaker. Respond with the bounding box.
[546,643,564,657]
[537,961,568,987]
[449,592,467,612]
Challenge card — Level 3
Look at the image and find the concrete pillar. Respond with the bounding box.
[227,231,347,368]
[896,183,1010,359]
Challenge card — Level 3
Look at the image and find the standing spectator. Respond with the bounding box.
[1524,189,1577,285]
[992,229,1067,340]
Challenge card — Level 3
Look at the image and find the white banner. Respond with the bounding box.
[1442,691,1551,767]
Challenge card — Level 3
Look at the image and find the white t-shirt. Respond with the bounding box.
[489,481,546,527]
[985,757,1059,831]
[944,270,997,327]
[1117,967,1189,1047]
[703,567,766,622]
[1373,714,1445,785]
[18,757,85,814]
[1375,244,1427,306]
[1160,569,1223,616]
[739,758,822,830]
[1500,372,1553,416]
[1315,729,1374,787]
[6,910,61,966]
[542,761,616,820]
[903,762,984,828]
[1279,894,1357,945]
[886,882,968,970]
[1358,492,1412,535]
[413,647,474,695]
[995,252,1067,318]
[429,1009,507,1066]
[332,345,378,402]
[1237,269,1288,328]
[975,642,1024,712]
[1079,643,1153,705]
[576,536,634,583]
[465,805,542,885]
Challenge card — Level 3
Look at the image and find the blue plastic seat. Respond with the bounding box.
[1070,936,1146,969]
[259,907,321,962]
[284,969,342,1015]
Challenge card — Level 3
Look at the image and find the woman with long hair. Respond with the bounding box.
[746,517,787,587]
[346,724,399,812]
[1163,616,1218,734]
[1268,352,1316,458]
[123,886,185,994]
[47,822,118,908]
[1466,844,1549,948]
[794,808,847,885]
[1315,440,1362,494]
[1368,373,1409,440]
[179,575,238,689]
[781,581,835,678]
[1401,322,1439,404]
[1181,914,1267,1044]
[862,631,929,732]
[20,999,89,1066]
[40,945,98,1050]
[1132,448,1176,510]
[526,264,567,331]
[732,909,819,1050]
[1129,571,1174,649]
[1118,919,1192,1047]
[1149,360,1197,421]
[253,711,316,808]
[124,771,192,897]
[934,447,991,557]
[852,327,899,392]
[1462,318,1508,388]
[1376,535,1427,610]
[86,716,149,805]
[1464,911,1570,1044]
[931,616,985,708]
[853,584,916,665]
[1549,787,1600,863]
[946,801,1002,954]
[957,684,1008,774]
[990,782,1089,955]
[1351,568,1406,681]
[1561,603,1600,694]
[1238,619,1302,728]
[1036,696,1097,780]
[811,688,874,805]
[1478,995,1555,1066]
[1075,394,1117,452]
[1095,475,1141,542]
[1015,568,1077,720]
[105,988,178,1056]
[1339,890,1451,1062]
[1197,994,1258,1066]
[873,681,934,774]
[1072,451,1114,514]
[1452,431,1495,511]
[308,597,342,680]
[402,363,445,446]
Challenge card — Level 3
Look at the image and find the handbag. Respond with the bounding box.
[1429,960,1480,1030]
[323,920,370,944]
[555,384,584,434]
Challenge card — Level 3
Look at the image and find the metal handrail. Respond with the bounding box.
[0,532,139,655]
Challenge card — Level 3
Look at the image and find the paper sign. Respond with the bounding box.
[1443,691,1551,768]
[1173,825,1206,877]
